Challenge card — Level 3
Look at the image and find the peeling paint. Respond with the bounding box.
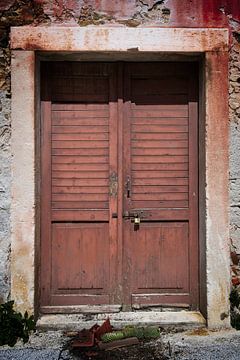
[229,33,240,280]
[10,27,229,52]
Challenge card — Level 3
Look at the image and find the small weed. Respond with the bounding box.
[0,300,36,346]
[230,287,240,330]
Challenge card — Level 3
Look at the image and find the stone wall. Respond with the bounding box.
[229,32,240,286]
[0,0,240,305]
[0,88,11,303]
[0,27,11,303]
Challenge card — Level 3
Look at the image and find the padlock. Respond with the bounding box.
[134,217,140,224]
[134,216,140,231]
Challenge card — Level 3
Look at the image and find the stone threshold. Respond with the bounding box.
[37,311,206,331]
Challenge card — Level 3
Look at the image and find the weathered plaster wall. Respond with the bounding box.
[0,0,48,303]
[0,0,239,313]
[229,33,240,285]
[0,24,11,303]
[0,86,11,303]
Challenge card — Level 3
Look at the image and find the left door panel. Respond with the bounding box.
[40,63,118,310]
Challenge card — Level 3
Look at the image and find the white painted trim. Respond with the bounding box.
[10,27,228,52]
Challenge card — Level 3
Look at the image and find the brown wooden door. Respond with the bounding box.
[40,63,120,310]
[122,63,199,310]
[40,62,199,312]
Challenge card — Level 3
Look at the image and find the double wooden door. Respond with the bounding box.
[40,62,199,313]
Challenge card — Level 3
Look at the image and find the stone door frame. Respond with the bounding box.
[10,26,230,328]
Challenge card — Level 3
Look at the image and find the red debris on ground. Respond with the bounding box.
[94,318,112,340]
[71,318,112,349]
[71,328,95,348]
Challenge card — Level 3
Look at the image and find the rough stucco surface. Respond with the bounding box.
[0,89,11,303]
[229,36,240,250]
[229,34,240,285]
[0,0,238,322]
[0,44,11,303]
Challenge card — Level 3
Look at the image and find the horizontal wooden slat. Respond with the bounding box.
[132,109,188,118]
[52,209,109,222]
[52,193,108,201]
[52,118,108,126]
[133,185,188,193]
[132,193,188,201]
[52,178,109,186]
[133,178,188,186]
[52,148,109,156]
[52,104,108,110]
[52,201,108,209]
[52,125,109,133]
[52,164,109,171]
[133,170,188,178]
[132,163,188,171]
[132,133,188,140]
[52,109,109,117]
[132,140,188,148]
[131,118,188,125]
[132,125,188,133]
[52,133,108,141]
[52,171,108,179]
[52,141,108,149]
[132,200,188,208]
[132,156,188,164]
[52,186,108,194]
[131,209,189,221]
[52,156,109,164]
[132,148,188,156]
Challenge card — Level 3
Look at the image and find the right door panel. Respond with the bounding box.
[123,63,199,310]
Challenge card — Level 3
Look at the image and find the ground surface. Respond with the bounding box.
[0,329,240,359]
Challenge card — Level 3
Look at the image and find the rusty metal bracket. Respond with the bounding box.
[109,171,118,197]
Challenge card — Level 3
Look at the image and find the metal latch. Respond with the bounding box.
[123,210,147,220]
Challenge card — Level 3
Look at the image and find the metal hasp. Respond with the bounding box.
[123,210,148,219]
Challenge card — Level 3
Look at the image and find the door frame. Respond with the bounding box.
[10,27,230,328]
